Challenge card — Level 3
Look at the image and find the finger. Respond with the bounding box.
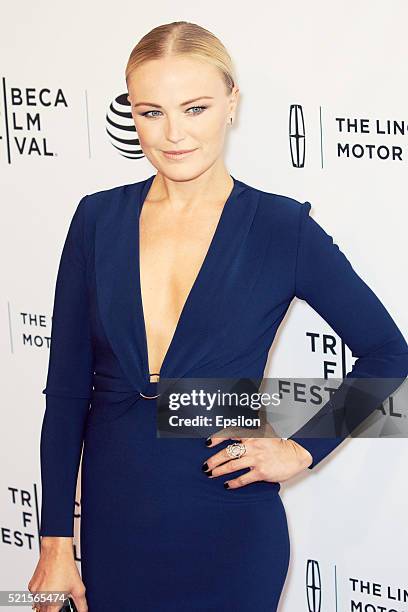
[203,440,254,473]
[206,427,253,447]
[205,427,239,446]
[44,599,72,612]
[42,604,64,612]
[72,593,88,612]
[206,456,255,478]
[34,601,59,611]
[206,435,242,446]
[224,468,262,489]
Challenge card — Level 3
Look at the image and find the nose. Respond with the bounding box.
[164,115,186,142]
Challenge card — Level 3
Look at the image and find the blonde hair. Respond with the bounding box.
[125,21,236,95]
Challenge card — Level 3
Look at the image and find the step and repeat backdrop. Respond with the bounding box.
[1,2,407,610]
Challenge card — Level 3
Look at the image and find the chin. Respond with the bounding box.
[156,164,206,181]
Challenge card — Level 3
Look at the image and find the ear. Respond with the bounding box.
[230,86,240,119]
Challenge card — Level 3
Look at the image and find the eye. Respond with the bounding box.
[140,110,162,118]
[139,105,208,119]
[186,105,207,115]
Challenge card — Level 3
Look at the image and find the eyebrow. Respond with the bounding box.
[132,96,214,109]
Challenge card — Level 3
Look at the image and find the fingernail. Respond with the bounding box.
[205,470,212,476]
[224,482,230,489]
[202,462,209,472]
[205,438,212,446]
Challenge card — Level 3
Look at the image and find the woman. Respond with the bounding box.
[28,21,408,612]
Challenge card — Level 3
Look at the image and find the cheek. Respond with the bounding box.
[200,119,227,150]
[132,119,158,145]
[204,112,227,136]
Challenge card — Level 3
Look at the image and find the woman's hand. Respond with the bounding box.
[203,430,313,488]
[28,537,88,611]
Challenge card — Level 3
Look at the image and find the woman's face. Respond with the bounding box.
[127,55,239,179]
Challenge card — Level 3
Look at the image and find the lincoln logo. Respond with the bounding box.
[306,559,321,612]
[289,104,306,168]
[105,93,144,159]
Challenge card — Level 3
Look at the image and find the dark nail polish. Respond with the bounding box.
[205,470,212,476]
[224,482,230,489]
[202,462,209,472]
[205,438,212,446]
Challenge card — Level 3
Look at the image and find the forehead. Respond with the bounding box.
[127,56,225,101]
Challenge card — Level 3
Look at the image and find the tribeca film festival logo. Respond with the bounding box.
[0,77,68,164]
[289,104,408,168]
[302,328,405,423]
[2,483,81,560]
[306,328,349,379]
[105,92,144,159]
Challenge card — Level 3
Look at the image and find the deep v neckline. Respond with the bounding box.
[137,173,239,383]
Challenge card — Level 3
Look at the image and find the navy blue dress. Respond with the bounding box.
[39,174,408,611]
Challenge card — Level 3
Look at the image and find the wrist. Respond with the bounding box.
[40,536,74,554]
[288,439,313,468]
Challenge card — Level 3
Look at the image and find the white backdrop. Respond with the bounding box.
[1,1,407,610]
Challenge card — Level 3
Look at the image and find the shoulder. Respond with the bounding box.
[79,179,142,216]
[237,177,311,224]
[72,179,144,248]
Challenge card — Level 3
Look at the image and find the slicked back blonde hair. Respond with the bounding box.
[125,21,236,95]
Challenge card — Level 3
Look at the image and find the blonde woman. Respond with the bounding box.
[29,21,408,612]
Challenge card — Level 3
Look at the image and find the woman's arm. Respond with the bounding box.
[289,201,408,469]
[39,195,94,536]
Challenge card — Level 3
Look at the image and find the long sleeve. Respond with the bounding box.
[289,201,408,469]
[39,195,94,536]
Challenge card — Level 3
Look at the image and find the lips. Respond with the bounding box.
[162,149,197,160]
[164,149,195,154]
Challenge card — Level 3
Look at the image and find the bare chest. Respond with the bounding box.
[139,200,224,379]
